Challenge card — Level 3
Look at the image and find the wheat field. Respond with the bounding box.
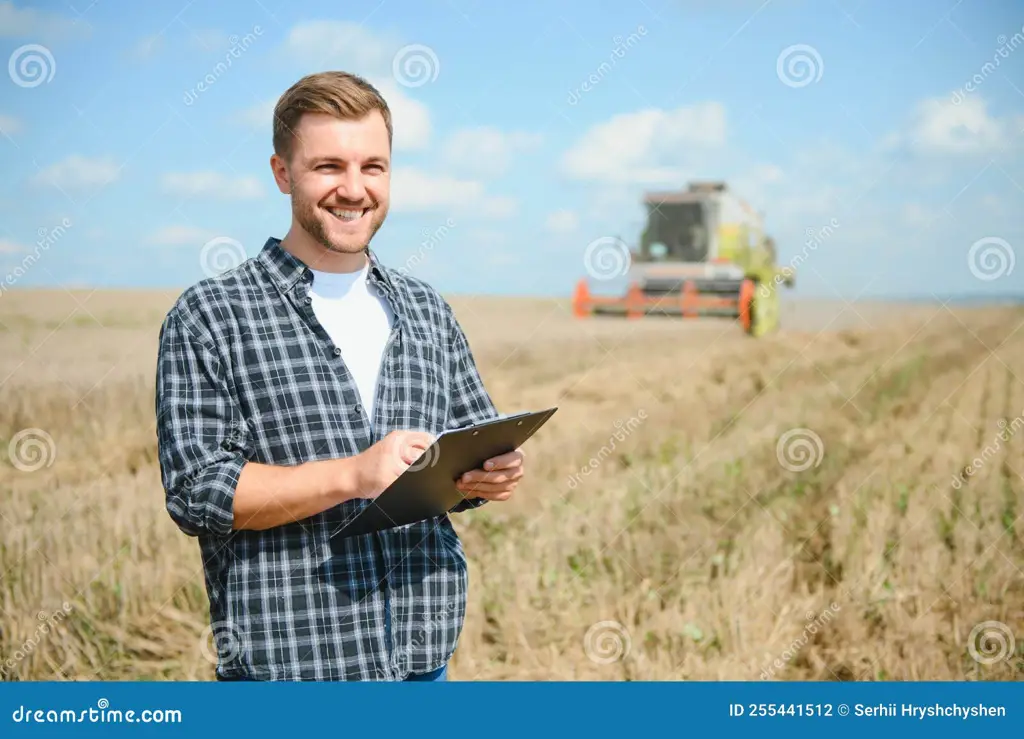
[1,288,1022,681]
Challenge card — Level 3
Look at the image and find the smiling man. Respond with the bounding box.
[154,71,525,681]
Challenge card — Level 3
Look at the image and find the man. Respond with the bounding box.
[154,71,525,682]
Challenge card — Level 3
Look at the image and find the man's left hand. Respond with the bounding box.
[455,449,525,502]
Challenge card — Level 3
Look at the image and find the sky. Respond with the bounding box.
[1,0,1023,300]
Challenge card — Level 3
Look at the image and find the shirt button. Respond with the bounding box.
[333,347,342,356]
[353,404,363,415]
[304,297,312,305]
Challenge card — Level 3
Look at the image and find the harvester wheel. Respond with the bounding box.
[572,279,591,318]
[739,279,780,337]
[738,279,755,332]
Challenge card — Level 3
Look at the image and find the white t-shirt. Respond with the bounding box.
[308,263,395,422]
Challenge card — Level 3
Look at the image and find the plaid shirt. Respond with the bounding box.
[154,237,497,681]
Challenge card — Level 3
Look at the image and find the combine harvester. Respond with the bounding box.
[572,181,795,337]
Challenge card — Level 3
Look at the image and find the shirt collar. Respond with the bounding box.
[256,237,397,297]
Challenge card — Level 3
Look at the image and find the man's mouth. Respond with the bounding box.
[324,206,371,224]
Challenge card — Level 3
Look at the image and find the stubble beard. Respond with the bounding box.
[293,192,388,255]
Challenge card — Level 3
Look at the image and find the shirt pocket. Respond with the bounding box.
[394,335,450,435]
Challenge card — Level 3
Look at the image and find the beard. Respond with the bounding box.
[292,188,388,255]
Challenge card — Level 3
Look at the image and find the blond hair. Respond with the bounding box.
[272,71,393,163]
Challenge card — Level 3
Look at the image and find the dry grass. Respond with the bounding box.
[1,288,1022,681]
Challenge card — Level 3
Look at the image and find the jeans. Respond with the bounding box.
[405,664,448,681]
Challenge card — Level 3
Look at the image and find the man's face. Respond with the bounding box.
[276,110,391,256]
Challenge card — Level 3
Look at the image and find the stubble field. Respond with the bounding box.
[1,288,1022,681]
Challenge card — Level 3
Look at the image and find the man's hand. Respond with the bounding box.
[351,429,436,500]
[455,448,525,502]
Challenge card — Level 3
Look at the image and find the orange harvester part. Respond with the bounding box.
[572,279,591,318]
[738,278,755,331]
[573,277,749,319]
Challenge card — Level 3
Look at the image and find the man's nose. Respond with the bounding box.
[334,168,367,202]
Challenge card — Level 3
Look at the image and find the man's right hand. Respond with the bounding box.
[349,430,436,500]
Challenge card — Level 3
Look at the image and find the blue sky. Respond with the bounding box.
[1,0,1023,299]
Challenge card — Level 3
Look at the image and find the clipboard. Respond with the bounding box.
[330,407,558,539]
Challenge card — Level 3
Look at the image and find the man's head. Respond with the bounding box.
[270,72,393,263]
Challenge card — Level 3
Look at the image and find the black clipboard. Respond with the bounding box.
[330,407,558,539]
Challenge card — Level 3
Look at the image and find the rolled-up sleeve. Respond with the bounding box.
[444,302,498,513]
[155,308,249,538]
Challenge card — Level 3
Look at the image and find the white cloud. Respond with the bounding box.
[375,79,430,151]
[441,127,542,178]
[129,34,164,61]
[235,98,275,130]
[478,196,518,219]
[887,94,1024,157]
[0,238,25,254]
[560,102,727,185]
[235,85,429,153]
[30,155,120,191]
[465,229,510,246]
[0,114,22,135]
[188,29,231,52]
[160,171,265,200]
[0,1,90,40]
[902,203,943,229]
[281,20,399,73]
[256,19,431,151]
[488,252,519,266]
[391,167,516,219]
[147,225,219,246]
[545,210,579,234]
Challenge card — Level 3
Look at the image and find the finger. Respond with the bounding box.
[456,480,518,495]
[462,487,514,502]
[460,467,523,485]
[407,431,436,449]
[482,449,524,471]
[398,433,436,463]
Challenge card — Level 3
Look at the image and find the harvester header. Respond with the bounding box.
[573,181,795,337]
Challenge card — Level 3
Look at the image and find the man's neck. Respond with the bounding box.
[280,228,368,274]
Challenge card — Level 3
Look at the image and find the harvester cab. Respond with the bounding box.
[572,181,795,337]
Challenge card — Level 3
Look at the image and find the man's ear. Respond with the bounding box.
[270,154,291,195]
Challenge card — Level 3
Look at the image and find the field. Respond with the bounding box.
[1,288,1022,681]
